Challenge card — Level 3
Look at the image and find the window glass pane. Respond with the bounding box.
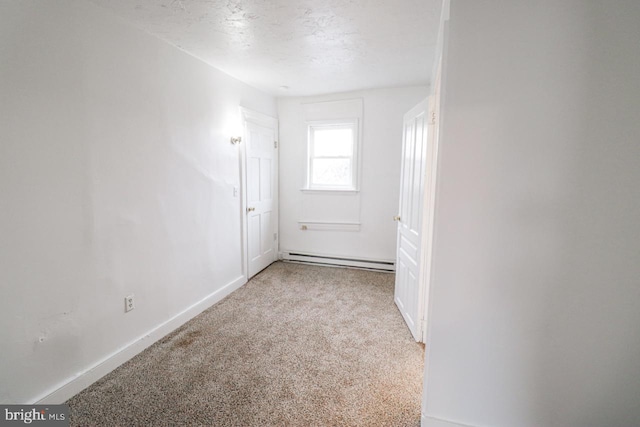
[313,127,353,157]
[312,158,352,187]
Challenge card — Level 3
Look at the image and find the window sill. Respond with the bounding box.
[300,188,359,195]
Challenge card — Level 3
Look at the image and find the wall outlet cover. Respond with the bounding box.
[125,294,135,313]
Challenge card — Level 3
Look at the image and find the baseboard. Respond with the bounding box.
[35,275,247,404]
[280,250,395,272]
[422,414,474,427]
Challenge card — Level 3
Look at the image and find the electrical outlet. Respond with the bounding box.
[125,294,135,313]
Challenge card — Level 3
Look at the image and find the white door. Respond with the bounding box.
[242,109,278,278]
[395,98,430,342]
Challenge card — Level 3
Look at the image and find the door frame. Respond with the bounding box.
[417,96,439,343]
[239,107,279,280]
[422,2,449,423]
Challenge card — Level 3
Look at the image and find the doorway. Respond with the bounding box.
[240,108,279,279]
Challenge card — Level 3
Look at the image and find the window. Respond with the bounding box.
[306,120,358,191]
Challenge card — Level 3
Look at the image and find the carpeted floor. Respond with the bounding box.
[67,262,424,426]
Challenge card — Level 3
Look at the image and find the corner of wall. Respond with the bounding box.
[35,275,247,404]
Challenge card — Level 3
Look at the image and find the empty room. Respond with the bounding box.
[2,1,640,427]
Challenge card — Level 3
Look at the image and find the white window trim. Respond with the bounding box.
[304,118,360,192]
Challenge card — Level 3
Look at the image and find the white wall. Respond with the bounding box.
[423,1,640,426]
[0,0,276,404]
[278,87,429,262]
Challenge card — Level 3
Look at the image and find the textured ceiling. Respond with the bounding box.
[86,0,442,96]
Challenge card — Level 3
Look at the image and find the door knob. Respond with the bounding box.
[393,216,401,222]
[247,207,256,212]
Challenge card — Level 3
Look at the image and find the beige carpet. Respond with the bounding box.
[67,262,424,426]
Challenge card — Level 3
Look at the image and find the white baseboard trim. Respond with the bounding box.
[422,414,475,427]
[35,275,247,404]
[280,250,395,272]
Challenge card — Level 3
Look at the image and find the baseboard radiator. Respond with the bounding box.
[280,251,395,272]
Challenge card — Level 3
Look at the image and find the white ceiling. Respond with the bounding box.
[87,0,442,97]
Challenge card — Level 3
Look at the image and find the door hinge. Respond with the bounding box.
[274,140,278,149]
[428,96,437,125]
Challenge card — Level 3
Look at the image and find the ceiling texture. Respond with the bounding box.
[87,0,442,96]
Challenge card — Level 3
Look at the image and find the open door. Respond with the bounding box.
[241,108,278,279]
[394,97,436,342]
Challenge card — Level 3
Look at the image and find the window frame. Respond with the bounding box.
[305,119,360,192]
